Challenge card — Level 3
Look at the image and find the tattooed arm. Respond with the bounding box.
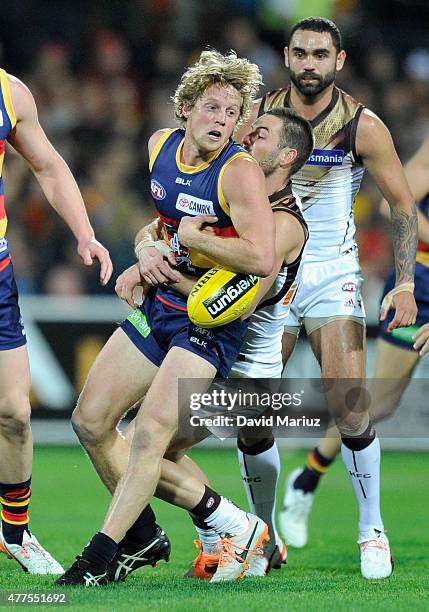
[357,109,417,330]
[390,207,418,284]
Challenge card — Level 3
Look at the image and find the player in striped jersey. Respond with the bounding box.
[0,71,112,574]
[236,17,418,579]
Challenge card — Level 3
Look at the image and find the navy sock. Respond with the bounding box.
[123,505,157,544]
[0,479,32,545]
[294,447,334,493]
[82,532,118,567]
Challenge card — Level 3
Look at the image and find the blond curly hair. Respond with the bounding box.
[173,49,262,128]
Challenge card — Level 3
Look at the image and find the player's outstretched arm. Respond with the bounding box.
[178,156,275,277]
[7,74,112,285]
[357,109,418,329]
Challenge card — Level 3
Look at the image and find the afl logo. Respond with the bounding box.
[151,179,166,200]
[342,282,357,292]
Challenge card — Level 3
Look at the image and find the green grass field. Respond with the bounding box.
[0,447,428,611]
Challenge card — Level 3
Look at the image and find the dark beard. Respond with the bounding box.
[290,68,336,96]
[259,152,278,176]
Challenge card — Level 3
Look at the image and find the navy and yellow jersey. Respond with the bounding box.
[149,128,252,276]
[0,69,16,271]
[259,86,365,262]
[149,128,253,307]
[416,195,429,267]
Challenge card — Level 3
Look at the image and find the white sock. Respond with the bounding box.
[194,525,221,553]
[341,436,384,537]
[237,440,282,548]
[204,497,249,536]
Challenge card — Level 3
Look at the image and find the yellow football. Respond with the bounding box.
[187,266,260,328]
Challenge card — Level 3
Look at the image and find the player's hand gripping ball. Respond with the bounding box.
[187,266,260,328]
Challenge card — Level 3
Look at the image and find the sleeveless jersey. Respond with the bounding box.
[232,184,308,377]
[260,86,365,262]
[0,69,16,270]
[150,128,252,275]
[416,195,429,267]
[149,128,253,308]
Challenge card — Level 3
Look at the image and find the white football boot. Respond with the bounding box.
[358,529,393,579]
[244,539,287,577]
[278,468,314,548]
[0,526,64,575]
[210,514,269,583]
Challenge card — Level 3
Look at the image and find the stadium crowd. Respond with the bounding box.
[1,0,428,323]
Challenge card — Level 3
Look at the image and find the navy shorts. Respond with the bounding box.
[0,260,27,351]
[379,262,429,350]
[120,290,248,378]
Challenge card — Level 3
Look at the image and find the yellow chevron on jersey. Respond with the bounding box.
[0,69,17,248]
[149,129,178,172]
[217,151,255,215]
[175,136,230,174]
[0,69,16,131]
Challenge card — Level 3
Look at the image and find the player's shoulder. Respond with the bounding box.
[4,73,35,120]
[273,197,306,230]
[259,87,289,114]
[222,151,259,180]
[356,108,391,140]
[148,128,180,157]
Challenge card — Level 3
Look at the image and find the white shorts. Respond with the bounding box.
[284,249,365,327]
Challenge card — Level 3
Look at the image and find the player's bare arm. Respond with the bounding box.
[379,137,429,243]
[178,156,275,277]
[248,212,306,310]
[401,137,429,203]
[356,109,418,328]
[7,74,112,285]
[134,216,180,286]
[116,261,195,309]
[403,137,429,243]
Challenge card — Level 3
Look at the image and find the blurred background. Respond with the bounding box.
[1,0,429,427]
[2,0,429,306]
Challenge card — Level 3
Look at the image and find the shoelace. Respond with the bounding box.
[217,538,251,570]
[361,539,389,554]
[21,540,54,563]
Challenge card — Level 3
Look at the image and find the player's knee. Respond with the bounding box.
[71,403,115,446]
[134,415,177,455]
[0,391,31,441]
[335,413,368,437]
